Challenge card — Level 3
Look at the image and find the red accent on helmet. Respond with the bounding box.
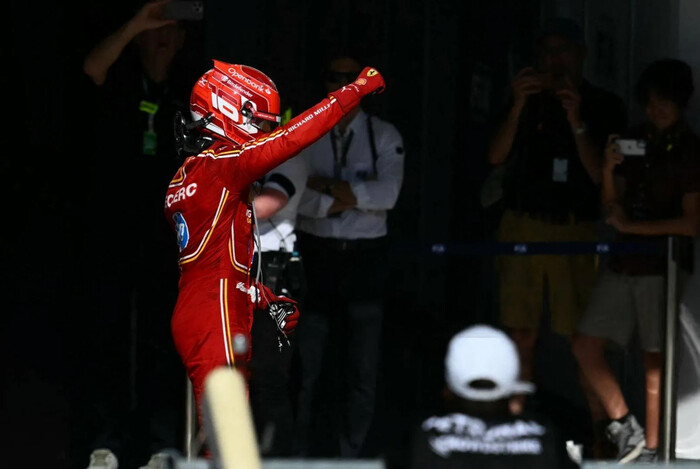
[189,60,281,145]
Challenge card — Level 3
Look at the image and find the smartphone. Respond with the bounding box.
[614,138,647,157]
[162,1,204,21]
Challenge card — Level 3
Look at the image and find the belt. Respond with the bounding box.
[299,232,387,251]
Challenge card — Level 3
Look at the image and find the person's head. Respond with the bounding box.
[324,54,364,94]
[534,17,587,88]
[635,58,694,132]
[135,22,185,66]
[188,60,281,146]
[444,324,534,411]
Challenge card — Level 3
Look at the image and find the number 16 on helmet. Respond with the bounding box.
[190,60,282,145]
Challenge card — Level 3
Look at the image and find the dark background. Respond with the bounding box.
[3,0,697,468]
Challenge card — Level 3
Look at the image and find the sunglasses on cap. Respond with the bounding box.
[326,70,361,83]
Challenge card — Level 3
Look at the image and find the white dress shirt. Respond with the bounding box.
[296,109,405,239]
[256,153,309,252]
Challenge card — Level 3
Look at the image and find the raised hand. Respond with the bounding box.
[603,134,624,173]
[511,66,543,110]
[130,0,178,34]
[556,75,583,128]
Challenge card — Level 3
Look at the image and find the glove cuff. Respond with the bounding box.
[328,67,384,114]
[329,86,362,114]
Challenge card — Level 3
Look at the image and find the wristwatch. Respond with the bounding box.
[574,122,587,135]
[323,183,336,196]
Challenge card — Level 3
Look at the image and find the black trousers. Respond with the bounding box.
[248,252,298,457]
[78,238,183,468]
[293,231,389,458]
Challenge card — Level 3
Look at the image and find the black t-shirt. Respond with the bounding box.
[608,122,700,275]
[501,80,627,221]
[408,410,577,469]
[96,50,193,203]
[88,46,197,269]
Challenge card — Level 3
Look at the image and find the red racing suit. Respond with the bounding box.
[164,86,364,412]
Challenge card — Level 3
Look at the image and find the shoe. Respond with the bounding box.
[87,449,118,469]
[636,447,658,463]
[605,414,645,463]
[139,452,172,469]
[590,419,618,460]
[566,440,583,465]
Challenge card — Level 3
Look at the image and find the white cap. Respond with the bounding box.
[445,324,535,401]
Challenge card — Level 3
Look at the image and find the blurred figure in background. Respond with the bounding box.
[408,324,578,469]
[486,16,627,429]
[80,1,204,467]
[573,58,700,464]
[293,52,405,458]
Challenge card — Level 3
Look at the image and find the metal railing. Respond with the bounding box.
[662,235,681,462]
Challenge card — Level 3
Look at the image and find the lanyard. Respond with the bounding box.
[139,100,159,131]
[330,128,354,179]
[139,76,165,132]
[140,100,159,156]
[139,76,170,156]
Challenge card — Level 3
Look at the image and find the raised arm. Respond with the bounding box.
[212,67,386,191]
[488,67,542,165]
[601,134,624,209]
[82,0,176,86]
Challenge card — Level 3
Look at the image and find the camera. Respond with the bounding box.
[162,1,204,21]
[614,138,647,157]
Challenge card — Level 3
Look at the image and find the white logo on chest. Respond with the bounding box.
[166,183,198,208]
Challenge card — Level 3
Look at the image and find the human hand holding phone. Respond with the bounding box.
[511,67,548,110]
[162,0,204,21]
[613,138,647,157]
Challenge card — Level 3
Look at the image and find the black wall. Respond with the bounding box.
[5,0,615,467]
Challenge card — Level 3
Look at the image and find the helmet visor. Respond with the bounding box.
[249,116,277,132]
[241,100,281,133]
[249,109,281,132]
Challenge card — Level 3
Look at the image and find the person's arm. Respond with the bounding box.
[557,76,603,184]
[347,122,404,211]
[601,134,624,209]
[572,130,603,184]
[488,105,524,165]
[487,66,542,165]
[306,123,405,213]
[254,187,289,220]
[303,176,356,214]
[82,0,176,86]
[221,67,386,192]
[605,134,700,237]
[254,158,307,219]
[297,187,335,218]
[326,199,356,215]
[607,192,700,237]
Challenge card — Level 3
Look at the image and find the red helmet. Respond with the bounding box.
[189,60,281,145]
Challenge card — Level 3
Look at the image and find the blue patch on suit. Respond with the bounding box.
[173,212,189,252]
